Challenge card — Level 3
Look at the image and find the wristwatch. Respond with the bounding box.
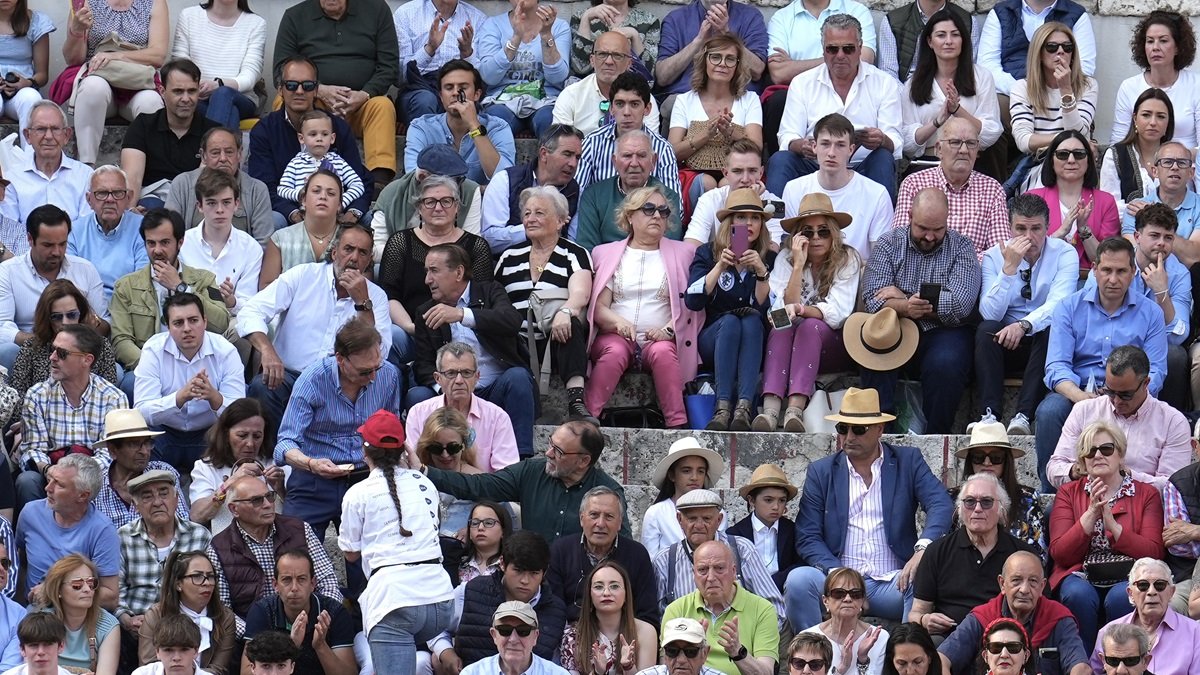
[730,646,748,662]
[558,307,574,317]
[354,299,374,312]
[1018,319,1032,335]
[468,125,488,138]
[174,282,188,295]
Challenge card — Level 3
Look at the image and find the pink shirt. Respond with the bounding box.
[404,395,520,473]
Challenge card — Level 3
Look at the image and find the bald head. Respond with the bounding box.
[693,540,737,605]
[1002,551,1042,577]
[593,31,634,86]
[909,188,949,252]
[999,550,1045,619]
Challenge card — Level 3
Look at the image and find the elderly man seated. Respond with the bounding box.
[938,551,1090,675]
[910,473,1038,636]
[1095,625,1152,675]
[634,618,725,675]
[458,601,568,675]
[661,540,779,675]
[1089,558,1200,675]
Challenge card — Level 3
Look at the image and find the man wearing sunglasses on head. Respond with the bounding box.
[459,601,568,675]
[1045,345,1188,493]
[634,618,724,675]
[1090,560,1200,675]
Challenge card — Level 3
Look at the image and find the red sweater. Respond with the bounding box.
[1048,477,1164,590]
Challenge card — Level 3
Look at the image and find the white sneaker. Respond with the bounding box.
[1007,413,1032,436]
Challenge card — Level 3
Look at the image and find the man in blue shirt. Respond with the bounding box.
[0,539,24,670]
[404,60,516,186]
[1035,236,1167,492]
[1121,141,1200,238]
[66,166,149,303]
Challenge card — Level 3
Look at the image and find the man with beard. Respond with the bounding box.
[859,188,981,433]
[238,223,390,425]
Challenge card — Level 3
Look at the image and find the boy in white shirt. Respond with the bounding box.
[178,169,264,316]
[277,111,365,213]
[3,613,71,675]
[131,615,213,675]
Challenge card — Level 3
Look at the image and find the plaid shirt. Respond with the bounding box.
[863,226,982,331]
[1161,481,1200,559]
[893,168,1010,260]
[117,516,212,618]
[94,458,190,529]
[207,520,343,635]
[20,375,126,467]
[0,516,14,599]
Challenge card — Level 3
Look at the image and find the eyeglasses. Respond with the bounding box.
[52,346,88,360]
[183,572,218,586]
[420,196,458,210]
[985,641,1025,655]
[427,441,464,456]
[469,517,500,529]
[706,52,739,67]
[0,558,11,570]
[962,497,996,511]
[346,360,383,377]
[495,624,535,637]
[664,645,703,659]
[824,44,856,55]
[1156,157,1194,169]
[283,79,318,92]
[944,138,980,150]
[828,588,865,600]
[546,442,588,457]
[1132,579,1170,592]
[437,368,477,380]
[638,203,672,219]
[789,658,828,672]
[593,51,629,63]
[834,423,869,436]
[69,576,98,591]
[50,310,81,323]
[230,491,276,506]
[969,450,1008,465]
[1103,378,1146,401]
[1053,149,1088,162]
[1085,443,1118,458]
[1019,268,1032,300]
[1102,655,1145,667]
[1042,41,1074,54]
[92,189,129,201]
[799,228,832,240]
[28,126,65,136]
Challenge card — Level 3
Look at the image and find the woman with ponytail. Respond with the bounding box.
[338,409,454,675]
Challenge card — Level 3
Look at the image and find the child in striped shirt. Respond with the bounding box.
[277,110,365,211]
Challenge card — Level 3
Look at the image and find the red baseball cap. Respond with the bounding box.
[358,410,406,448]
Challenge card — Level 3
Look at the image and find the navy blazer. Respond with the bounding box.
[795,442,954,571]
[727,514,800,591]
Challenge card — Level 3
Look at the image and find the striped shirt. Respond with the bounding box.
[494,237,592,339]
[20,375,126,468]
[863,226,982,332]
[393,0,486,75]
[0,516,15,599]
[117,515,212,618]
[842,454,903,579]
[575,122,682,197]
[652,531,786,628]
[277,150,364,210]
[1009,77,1098,155]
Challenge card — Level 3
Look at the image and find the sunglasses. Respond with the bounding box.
[52,346,88,360]
[969,450,1008,465]
[50,310,81,323]
[962,497,996,511]
[789,658,827,672]
[1102,655,1145,667]
[0,558,10,570]
[350,362,383,377]
[985,641,1025,655]
[1103,378,1146,401]
[428,441,464,456]
[495,624,535,637]
[828,588,865,600]
[69,576,98,591]
[1019,268,1032,300]
[834,423,869,436]
[1042,41,1074,54]
[638,203,672,218]
[1054,149,1088,161]
[230,491,277,506]
[824,44,856,55]
[664,645,703,659]
[283,79,318,92]
[799,228,832,240]
[1085,443,1117,458]
[1132,579,1170,592]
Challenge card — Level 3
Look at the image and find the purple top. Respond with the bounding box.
[655,0,768,95]
[1091,608,1200,675]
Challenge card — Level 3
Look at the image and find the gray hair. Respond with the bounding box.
[90,164,129,189]
[957,472,1012,526]
[1128,557,1172,584]
[407,174,462,229]
[28,99,67,126]
[579,486,625,520]
[435,340,477,372]
[1101,623,1150,656]
[821,13,863,41]
[1107,345,1150,378]
[57,454,102,497]
[614,129,653,156]
[519,186,570,224]
[226,475,269,502]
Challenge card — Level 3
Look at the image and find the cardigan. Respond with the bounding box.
[1047,477,1165,589]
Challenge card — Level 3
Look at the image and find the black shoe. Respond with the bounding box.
[567,397,599,425]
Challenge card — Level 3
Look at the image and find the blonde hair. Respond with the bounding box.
[1024,22,1089,116]
[789,214,859,300]
[416,407,478,468]
[690,34,751,96]
[1073,420,1127,476]
[614,185,677,237]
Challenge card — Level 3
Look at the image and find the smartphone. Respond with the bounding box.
[72,0,85,10]
[731,224,749,257]
[770,307,791,330]
[206,287,223,302]
[920,283,942,308]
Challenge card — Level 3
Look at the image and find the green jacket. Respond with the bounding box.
[110,265,230,369]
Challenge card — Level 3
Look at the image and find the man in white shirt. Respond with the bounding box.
[177,169,264,318]
[239,223,390,426]
[0,204,108,373]
[134,292,245,474]
[164,127,275,244]
[768,14,902,201]
[0,101,92,226]
[974,193,1077,435]
[553,31,661,137]
[685,139,785,248]
[976,0,1095,97]
[780,114,894,259]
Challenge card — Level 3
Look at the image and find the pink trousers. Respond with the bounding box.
[761,318,850,398]
[585,333,688,426]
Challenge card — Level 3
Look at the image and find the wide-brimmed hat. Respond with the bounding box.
[843,308,919,372]
[780,193,852,234]
[823,387,896,425]
[715,188,771,222]
[738,464,797,500]
[650,437,725,489]
[102,409,164,444]
[955,422,1025,458]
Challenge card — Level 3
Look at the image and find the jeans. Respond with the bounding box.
[765,147,897,201]
[152,426,210,479]
[138,196,165,210]
[405,367,536,457]
[271,211,289,231]
[859,325,973,435]
[482,104,556,137]
[368,600,454,675]
[0,342,19,374]
[199,86,258,130]
[248,369,301,430]
[973,321,1049,419]
[1162,344,1189,413]
[1057,576,1132,653]
[398,70,444,124]
[698,313,764,403]
[389,326,414,366]
[284,467,370,596]
[1034,392,1074,492]
[119,369,136,406]
[784,565,912,630]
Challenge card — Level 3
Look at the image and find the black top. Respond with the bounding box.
[378,228,494,320]
[244,593,359,675]
[545,534,660,626]
[913,526,1037,623]
[495,237,592,339]
[122,109,221,185]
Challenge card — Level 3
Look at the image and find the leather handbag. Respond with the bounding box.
[86,33,159,90]
[526,287,571,390]
[1083,549,1135,587]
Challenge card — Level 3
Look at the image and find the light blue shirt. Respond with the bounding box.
[1120,188,1200,237]
[393,0,486,75]
[453,282,503,388]
[0,596,25,671]
[768,0,877,59]
[0,151,92,226]
[1043,286,1167,395]
[1084,251,1193,346]
[459,653,569,675]
[474,14,570,97]
[404,112,516,185]
[67,210,150,302]
[15,501,120,592]
[979,236,1078,333]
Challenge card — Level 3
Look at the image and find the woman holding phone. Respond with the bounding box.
[684,188,775,430]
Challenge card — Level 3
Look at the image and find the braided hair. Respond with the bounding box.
[363,441,413,538]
